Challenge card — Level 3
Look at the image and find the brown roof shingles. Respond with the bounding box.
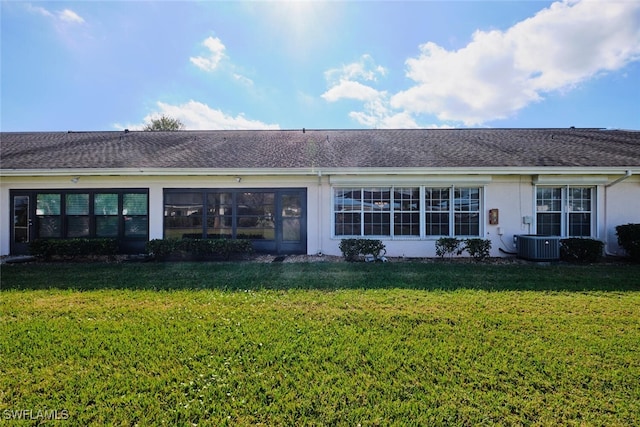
[1,128,639,170]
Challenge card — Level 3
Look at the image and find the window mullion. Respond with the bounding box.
[420,186,425,238]
[449,186,455,237]
[359,188,365,237]
[390,187,395,239]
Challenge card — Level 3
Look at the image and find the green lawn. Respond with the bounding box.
[1,262,639,425]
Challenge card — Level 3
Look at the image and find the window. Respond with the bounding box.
[164,192,204,239]
[237,192,275,240]
[536,186,593,237]
[334,186,482,238]
[163,189,307,255]
[34,190,148,240]
[66,193,90,237]
[207,192,233,238]
[394,188,420,236]
[453,187,480,236]
[425,188,450,236]
[36,194,61,238]
[123,193,148,238]
[95,194,119,237]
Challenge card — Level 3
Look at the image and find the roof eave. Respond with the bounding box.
[1,166,639,178]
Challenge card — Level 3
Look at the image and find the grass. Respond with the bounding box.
[1,261,639,425]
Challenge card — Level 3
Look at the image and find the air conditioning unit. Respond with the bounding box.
[515,235,560,261]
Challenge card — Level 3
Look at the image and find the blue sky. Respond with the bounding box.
[2,0,639,131]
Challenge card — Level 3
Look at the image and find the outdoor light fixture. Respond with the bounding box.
[70,176,80,184]
[235,176,242,183]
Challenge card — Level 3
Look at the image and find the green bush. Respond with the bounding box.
[616,224,640,261]
[145,238,253,261]
[339,239,386,262]
[145,239,179,259]
[30,238,118,260]
[560,238,604,263]
[435,237,463,258]
[463,238,492,261]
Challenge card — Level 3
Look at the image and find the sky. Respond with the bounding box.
[1,0,639,132]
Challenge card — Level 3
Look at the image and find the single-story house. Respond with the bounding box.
[1,128,639,258]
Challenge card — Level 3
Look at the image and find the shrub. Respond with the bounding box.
[145,238,253,261]
[616,224,640,261]
[560,238,604,263]
[30,238,118,260]
[435,237,463,258]
[463,238,492,261]
[339,239,386,262]
[145,239,179,259]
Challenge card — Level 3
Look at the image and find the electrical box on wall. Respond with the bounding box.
[523,216,533,224]
[489,208,499,225]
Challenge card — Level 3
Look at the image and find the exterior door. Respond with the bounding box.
[277,190,306,254]
[11,192,33,255]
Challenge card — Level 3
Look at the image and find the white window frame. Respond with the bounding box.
[534,185,596,237]
[332,186,483,239]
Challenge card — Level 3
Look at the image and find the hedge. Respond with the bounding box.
[559,238,604,263]
[616,224,640,261]
[339,239,386,262]
[30,238,118,260]
[145,238,253,261]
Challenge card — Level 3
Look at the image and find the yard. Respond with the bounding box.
[1,261,639,425]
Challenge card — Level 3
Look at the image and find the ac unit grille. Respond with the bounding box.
[516,235,560,261]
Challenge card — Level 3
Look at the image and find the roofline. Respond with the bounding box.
[2,166,640,177]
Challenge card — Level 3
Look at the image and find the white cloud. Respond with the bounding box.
[321,80,382,103]
[322,55,426,128]
[233,73,254,87]
[324,54,387,84]
[118,100,279,130]
[391,0,640,125]
[190,37,226,72]
[59,9,85,24]
[27,4,85,24]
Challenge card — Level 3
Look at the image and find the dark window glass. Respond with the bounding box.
[537,212,561,236]
[206,192,233,238]
[123,194,147,215]
[394,188,420,236]
[425,188,450,236]
[123,193,148,238]
[164,193,203,239]
[36,194,61,238]
[334,188,361,236]
[96,216,119,237]
[95,194,119,237]
[236,192,275,240]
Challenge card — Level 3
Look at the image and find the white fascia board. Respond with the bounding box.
[2,166,639,177]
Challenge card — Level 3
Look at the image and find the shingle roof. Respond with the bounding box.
[2,128,640,171]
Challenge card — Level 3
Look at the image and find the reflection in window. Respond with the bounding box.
[453,188,480,236]
[32,191,147,241]
[207,192,233,238]
[37,194,61,238]
[95,194,118,237]
[123,194,148,238]
[425,188,450,236]
[66,194,90,237]
[394,188,420,236]
[237,192,275,240]
[334,186,482,238]
[164,193,204,239]
[537,186,593,237]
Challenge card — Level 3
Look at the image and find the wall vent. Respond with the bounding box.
[515,235,560,261]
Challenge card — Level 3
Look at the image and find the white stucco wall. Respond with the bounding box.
[1,172,638,258]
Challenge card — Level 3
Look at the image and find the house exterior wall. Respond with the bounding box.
[602,176,640,256]
[1,173,638,258]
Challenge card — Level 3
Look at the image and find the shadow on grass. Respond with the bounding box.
[2,261,640,292]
